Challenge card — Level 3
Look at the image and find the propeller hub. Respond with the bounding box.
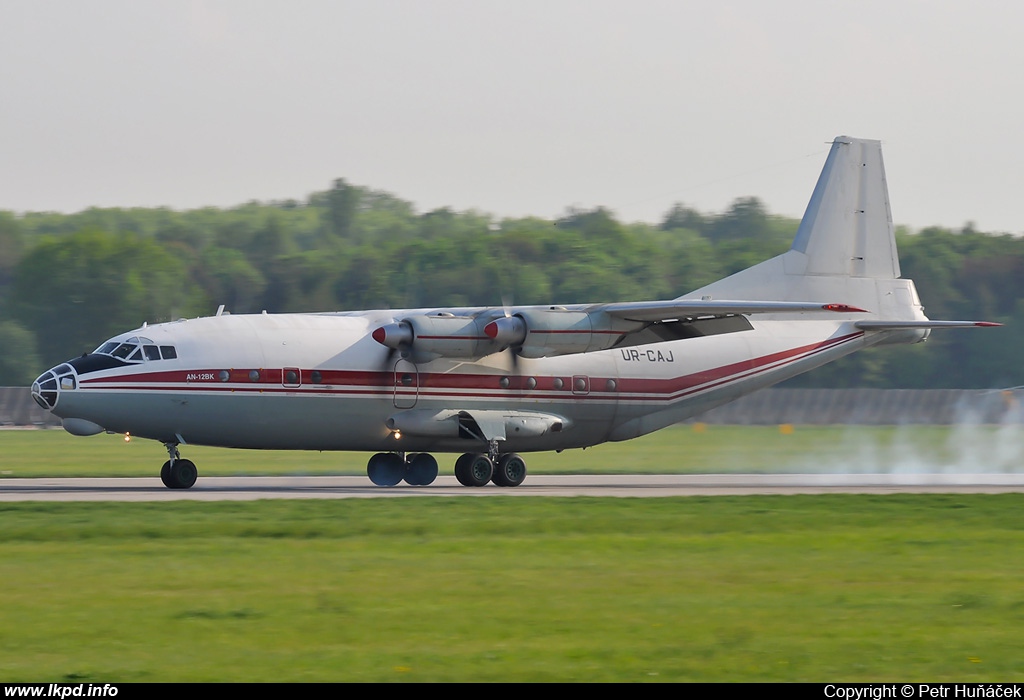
[372,322,413,348]
[483,316,527,346]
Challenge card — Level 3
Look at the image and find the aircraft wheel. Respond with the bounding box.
[367,452,404,487]
[455,453,493,487]
[168,459,198,489]
[160,460,173,488]
[493,453,527,487]
[405,453,438,486]
[454,454,474,486]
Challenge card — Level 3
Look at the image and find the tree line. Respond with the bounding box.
[0,179,1020,389]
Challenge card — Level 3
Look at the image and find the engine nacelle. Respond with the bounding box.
[373,308,646,361]
[512,308,644,359]
[373,314,504,361]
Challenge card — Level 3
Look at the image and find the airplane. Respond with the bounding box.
[30,136,998,489]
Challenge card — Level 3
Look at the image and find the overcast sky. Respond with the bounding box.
[2,0,1021,232]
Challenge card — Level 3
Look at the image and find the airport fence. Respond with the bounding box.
[2,386,1021,429]
[2,387,55,427]
[685,387,1021,426]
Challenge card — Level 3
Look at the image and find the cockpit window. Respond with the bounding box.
[93,336,177,363]
[112,343,134,359]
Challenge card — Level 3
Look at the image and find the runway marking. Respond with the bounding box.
[2,474,1024,501]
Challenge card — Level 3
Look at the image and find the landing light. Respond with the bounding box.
[393,430,402,440]
[124,432,131,443]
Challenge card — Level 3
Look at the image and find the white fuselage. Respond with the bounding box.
[42,309,875,455]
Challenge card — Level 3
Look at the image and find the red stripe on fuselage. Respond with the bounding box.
[76,332,863,403]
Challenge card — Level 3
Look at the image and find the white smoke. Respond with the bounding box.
[805,389,1024,475]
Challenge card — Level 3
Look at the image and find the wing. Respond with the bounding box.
[596,299,866,322]
[371,299,873,362]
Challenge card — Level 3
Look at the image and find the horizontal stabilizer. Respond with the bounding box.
[599,299,866,322]
[855,320,1002,330]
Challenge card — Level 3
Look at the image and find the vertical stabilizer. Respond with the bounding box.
[788,137,900,278]
[684,137,907,308]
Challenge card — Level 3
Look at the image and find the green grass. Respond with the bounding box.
[3,426,1022,681]
[1,497,1023,681]
[2,423,1019,477]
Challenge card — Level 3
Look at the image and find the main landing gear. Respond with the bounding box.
[365,451,527,488]
[153,443,527,490]
[366,452,439,487]
[160,442,197,489]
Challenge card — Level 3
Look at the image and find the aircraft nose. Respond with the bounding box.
[30,363,77,411]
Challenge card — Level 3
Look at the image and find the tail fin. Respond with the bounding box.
[683,136,914,315]
[790,137,899,279]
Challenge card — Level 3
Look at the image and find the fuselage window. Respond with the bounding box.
[143,345,161,361]
[160,346,177,360]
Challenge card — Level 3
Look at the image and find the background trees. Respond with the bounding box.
[1,181,1020,388]
[7,230,189,369]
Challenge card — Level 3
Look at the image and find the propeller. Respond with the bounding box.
[484,305,528,373]
[371,321,412,374]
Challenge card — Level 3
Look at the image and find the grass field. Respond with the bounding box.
[1,496,1023,682]
[2,426,1023,682]
[2,422,1021,477]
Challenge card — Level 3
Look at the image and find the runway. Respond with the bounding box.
[2,473,1024,501]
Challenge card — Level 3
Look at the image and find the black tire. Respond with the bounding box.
[169,459,198,489]
[160,460,174,488]
[405,453,438,486]
[455,453,492,487]
[493,453,527,487]
[367,452,404,487]
[454,453,475,486]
